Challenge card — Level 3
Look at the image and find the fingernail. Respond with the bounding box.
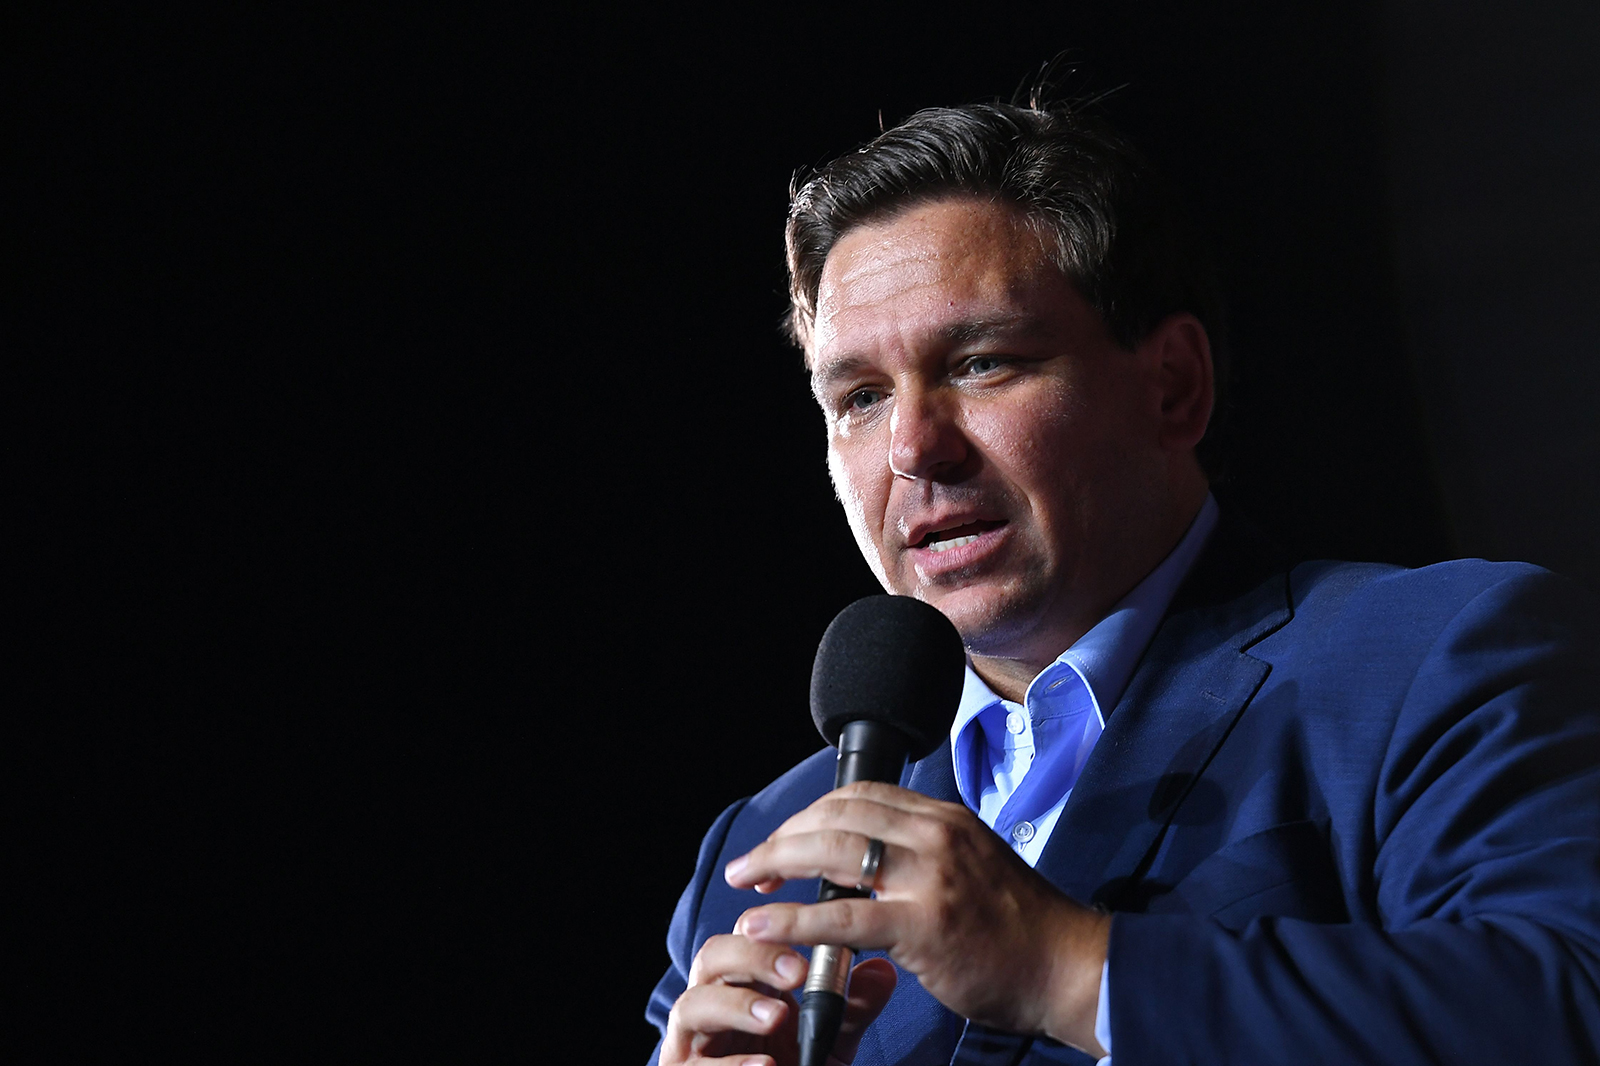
[774,953,803,981]
[740,912,769,937]
[750,998,779,1023]
[725,855,747,881]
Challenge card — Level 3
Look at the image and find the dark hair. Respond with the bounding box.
[784,101,1227,473]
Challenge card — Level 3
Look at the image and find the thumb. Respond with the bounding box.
[831,957,899,1064]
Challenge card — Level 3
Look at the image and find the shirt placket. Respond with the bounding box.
[991,660,1085,851]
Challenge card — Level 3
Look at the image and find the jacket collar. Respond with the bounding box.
[1029,514,1294,905]
[918,516,1293,1065]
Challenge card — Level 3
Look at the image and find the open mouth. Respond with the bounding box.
[916,520,1005,553]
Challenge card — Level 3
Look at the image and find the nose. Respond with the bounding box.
[888,388,968,480]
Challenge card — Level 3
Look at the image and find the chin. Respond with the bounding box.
[917,582,1050,657]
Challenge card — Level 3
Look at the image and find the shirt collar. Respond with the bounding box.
[950,493,1220,742]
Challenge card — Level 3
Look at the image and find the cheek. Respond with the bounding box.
[825,441,876,524]
[964,383,1090,483]
[827,444,893,584]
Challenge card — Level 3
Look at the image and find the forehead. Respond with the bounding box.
[810,198,1060,361]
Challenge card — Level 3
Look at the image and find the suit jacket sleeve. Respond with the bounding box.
[1109,567,1600,1064]
[645,797,750,1066]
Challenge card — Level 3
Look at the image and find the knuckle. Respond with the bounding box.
[689,932,754,985]
[686,953,706,985]
[835,780,879,805]
[926,818,961,852]
[666,991,692,1032]
[827,827,859,854]
[816,796,851,827]
[834,897,872,938]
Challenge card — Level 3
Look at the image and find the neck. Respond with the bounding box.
[968,479,1209,703]
[968,655,1044,704]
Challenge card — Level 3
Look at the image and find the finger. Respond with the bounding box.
[669,981,791,1043]
[670,1034,780,1066]
[769,783,960,841]
[832,779,961,815]
[736,898,905,951]
[834,957,899,1063]
[728,786,974,895]
[727,828,914,893]
[688,933,808,992]
[767,794,928,847]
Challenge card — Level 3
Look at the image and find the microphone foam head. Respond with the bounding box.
[809,595,966,762]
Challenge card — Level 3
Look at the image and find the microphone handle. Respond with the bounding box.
[797,721,909,1066]
[833,720,910,787]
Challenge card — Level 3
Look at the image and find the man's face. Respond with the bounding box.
[808,198,1174,662]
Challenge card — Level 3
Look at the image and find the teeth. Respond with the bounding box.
[927,534,979,553]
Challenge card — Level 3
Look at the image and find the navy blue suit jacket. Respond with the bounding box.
[647,523,1600,1064]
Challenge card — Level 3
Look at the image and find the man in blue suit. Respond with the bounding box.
[646,102,1600,1065]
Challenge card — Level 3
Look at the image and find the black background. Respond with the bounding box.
[12,1,1600,1061]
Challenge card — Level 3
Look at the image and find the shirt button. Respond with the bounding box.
[1011,821,1036,844]
[1005,710,1026,734]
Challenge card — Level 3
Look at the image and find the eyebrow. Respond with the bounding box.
[935,312,1042,347]
[810,355,874,397]
[810,313,1051,395]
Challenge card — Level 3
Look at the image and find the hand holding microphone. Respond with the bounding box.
[728,597,1111,1060]
[658,595,960,1066]
[663,595,1108,1066]
[790,595,966,1066]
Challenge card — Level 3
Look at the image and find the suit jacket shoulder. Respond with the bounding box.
[1106,544,1600,1064]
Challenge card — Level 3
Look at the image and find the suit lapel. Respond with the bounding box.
[948,518,1293,1065]
[1034,605,1279,906]
[906,738,960,803]
[1034,517,1293,907]
[845,741,967,1066]
[922,518,1294,1066]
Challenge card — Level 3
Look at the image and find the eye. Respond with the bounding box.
[963,355,1006,375]
[846,388,883,411]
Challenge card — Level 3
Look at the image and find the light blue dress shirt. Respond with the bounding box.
[949,494,1219,1061]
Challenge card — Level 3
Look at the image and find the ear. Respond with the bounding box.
[1141,313,1214,453]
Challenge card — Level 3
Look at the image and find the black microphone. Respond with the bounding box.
[798,595,965,1066]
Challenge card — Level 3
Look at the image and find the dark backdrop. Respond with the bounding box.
[13,1,1599,1061]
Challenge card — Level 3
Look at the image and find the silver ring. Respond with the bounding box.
[855,837,885,892]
